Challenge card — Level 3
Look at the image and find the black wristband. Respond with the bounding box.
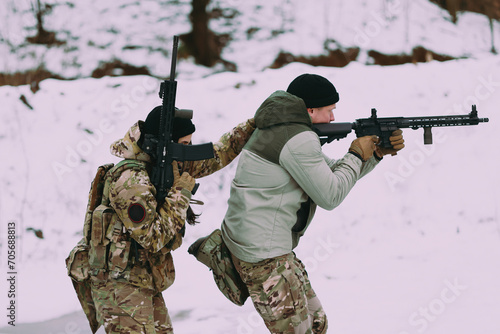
[348,151,365,162]
[374,151,383,161]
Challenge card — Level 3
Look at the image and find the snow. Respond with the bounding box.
[1,0,500,77]
[0,0,499,333]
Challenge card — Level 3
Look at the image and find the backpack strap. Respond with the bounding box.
[83,163,115,244]
[101,159,148,206]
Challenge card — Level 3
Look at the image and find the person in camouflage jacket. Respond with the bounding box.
[91,105,256,334]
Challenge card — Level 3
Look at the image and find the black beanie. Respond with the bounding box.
[172,117,196,142]
[286,74,340,108]
[143,106,196,142]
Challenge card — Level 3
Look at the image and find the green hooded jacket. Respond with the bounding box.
[221,91,378,263]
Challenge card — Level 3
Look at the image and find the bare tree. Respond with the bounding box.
[490,17,497,54]
[429,0,499,54]
[26,0,63,45]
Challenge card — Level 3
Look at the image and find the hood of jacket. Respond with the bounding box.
[254,90,312,129]
[110,121,152,162]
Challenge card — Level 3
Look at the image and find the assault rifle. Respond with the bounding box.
[312,106,489,147]
[143,35,214,200]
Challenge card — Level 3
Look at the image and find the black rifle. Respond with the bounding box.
[313,105,489,147]
[143,35,214,201]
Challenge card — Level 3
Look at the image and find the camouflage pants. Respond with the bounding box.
[91,280,173,334]
[233,252,327,334]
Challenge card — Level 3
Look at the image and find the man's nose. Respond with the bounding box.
[330,111,335,121]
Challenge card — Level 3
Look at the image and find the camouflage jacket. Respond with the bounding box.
[102,118,255,291]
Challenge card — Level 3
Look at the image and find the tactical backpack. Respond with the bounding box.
[188,229,250,306]
[65,159,145,334]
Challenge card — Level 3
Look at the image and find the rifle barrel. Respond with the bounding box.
[170,36,179,81]
[399,114,489,129]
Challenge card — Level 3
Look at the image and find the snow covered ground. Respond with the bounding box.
[0,1,499,333]
[1,55,499,334]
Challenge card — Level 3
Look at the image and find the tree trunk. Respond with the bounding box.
[490,16,497,54]
[180,0,221,67]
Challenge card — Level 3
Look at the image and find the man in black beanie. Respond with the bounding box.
[220,73,405,333]
[287,73,340,109]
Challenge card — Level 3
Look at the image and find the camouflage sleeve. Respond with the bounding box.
[187,118,256,178]
[108,168,191,253]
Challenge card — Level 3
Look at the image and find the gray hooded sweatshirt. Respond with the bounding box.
[221,91,378,263]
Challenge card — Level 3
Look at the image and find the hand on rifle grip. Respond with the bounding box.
[376,129,405,156]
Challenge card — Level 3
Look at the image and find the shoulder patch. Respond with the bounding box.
[128,203,146,223]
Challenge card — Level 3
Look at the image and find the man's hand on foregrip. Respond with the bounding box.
[349,135,378,161]
[376,129,405,157]
[172,161,195,192]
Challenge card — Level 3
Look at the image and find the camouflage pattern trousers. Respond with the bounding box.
[232,252,328,334]
[91,280,173,334]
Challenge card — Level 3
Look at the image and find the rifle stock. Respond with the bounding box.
[313,105,489,147]
[312,122,353,145]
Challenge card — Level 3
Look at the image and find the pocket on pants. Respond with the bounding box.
[115,314,145,333]
[253,263,303,323]
[113,284,154,328]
